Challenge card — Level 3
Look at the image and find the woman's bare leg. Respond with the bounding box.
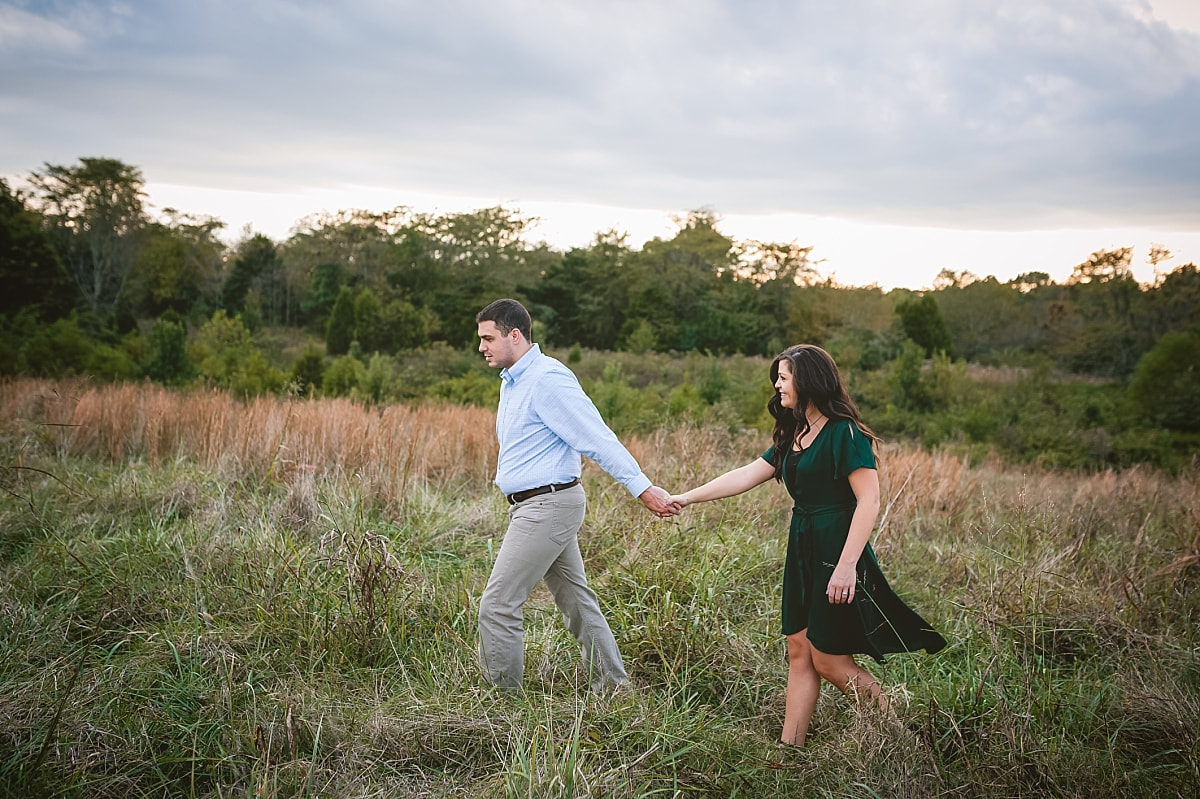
[781,630,820,746]
[810,647,889,713]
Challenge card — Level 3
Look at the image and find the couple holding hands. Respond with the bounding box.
[475,299,944,747]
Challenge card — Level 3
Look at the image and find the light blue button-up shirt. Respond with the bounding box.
[494,344,652,499]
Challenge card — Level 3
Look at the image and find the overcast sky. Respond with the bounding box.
[3,0,1199,288]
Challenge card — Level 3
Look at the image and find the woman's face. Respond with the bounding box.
[775,359,797,409]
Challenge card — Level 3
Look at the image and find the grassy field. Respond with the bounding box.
[1,378,1197,798]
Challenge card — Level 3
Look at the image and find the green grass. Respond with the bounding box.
[1,385,1197,797]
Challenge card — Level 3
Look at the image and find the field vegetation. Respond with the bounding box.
[2,379,1197,797]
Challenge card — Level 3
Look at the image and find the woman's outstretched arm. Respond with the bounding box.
[671,458,776,508]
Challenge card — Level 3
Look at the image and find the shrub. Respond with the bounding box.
[290,346,325,397]
[17,316,94,377]
[323,354,366,398]
[1128,331,1200,433]
[191,310,284,395]
[362,352,396,402]
[145,312,193,384]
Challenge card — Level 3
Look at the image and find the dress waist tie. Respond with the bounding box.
[791,503,856,523]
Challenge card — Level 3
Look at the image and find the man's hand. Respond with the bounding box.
[639,485,681,518]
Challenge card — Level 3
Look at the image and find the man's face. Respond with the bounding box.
[477,320,523,369]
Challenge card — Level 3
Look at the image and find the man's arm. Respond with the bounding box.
[534,368,654,498]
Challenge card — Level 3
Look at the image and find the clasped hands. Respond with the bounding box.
[638,486,685,518]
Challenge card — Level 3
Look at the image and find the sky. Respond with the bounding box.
[2,0,1199,290]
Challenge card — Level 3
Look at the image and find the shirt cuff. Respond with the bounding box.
[625,473,653,498]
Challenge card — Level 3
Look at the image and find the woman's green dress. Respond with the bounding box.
[763,419,946,662]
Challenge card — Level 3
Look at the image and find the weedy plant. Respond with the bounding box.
[0,378,1197,798]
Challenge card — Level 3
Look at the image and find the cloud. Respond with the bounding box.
[2,0,1198,232]
[0,1,84,51]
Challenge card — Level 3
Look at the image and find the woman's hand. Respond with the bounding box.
[826,563,857,604]
[668,493,690,509]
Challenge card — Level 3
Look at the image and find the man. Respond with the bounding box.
[475,298,677,692]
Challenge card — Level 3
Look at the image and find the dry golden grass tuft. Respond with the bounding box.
[2,378,498,510]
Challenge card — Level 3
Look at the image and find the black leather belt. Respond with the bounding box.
[506,478,580,505]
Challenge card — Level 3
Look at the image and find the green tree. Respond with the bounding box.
[625,319,657,354]
[1128,331,1200,433]
[16,314,138,379]
[326,286,356,356]
[622,211,735,351]
[896,294,954,357]
[323,354,366,397]
[935,275,1024,362]
[887,339,942,413]
[290,346,325,396]
[190,310,282,395]
[362,352,396,402]
[17,316,95,377]
[286,208,404,290]
[222,234,279,315]
[1050,248,1144,376]
[379,298,434,352]
[735,238,817,286]
[529,231,633,350]
[129,210,225,318]
[353,288,382,353]
[299,262,345,329]
[407,206,549,344]
[1144,262,1200,341]
[145,311,193,384]
[0,178,77,319]
[28,157,148,317]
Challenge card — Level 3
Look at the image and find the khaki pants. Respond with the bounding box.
[478,484,629,691]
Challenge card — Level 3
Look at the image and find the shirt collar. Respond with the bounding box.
[500,343,540,385]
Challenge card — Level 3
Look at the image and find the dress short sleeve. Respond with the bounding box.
[761,444,776,464]
[831,420,876,480]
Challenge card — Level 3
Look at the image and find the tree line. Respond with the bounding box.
[2,157,1198,461]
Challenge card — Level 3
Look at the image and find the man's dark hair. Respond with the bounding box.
[477,298,532,341]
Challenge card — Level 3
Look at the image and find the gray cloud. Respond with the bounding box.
[2,0,1198,230]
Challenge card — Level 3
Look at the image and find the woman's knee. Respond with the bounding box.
[785,632,814,668]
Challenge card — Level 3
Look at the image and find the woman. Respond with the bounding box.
[670,345,945,746]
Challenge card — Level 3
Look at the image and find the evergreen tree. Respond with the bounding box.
[222,234,278,314]
[145,310,192,384]
[301,262,345,328]
[353,288,382,353]
[897,295,954,357]
[325,286,356,356]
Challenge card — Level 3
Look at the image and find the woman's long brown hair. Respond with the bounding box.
[767,344,879,481]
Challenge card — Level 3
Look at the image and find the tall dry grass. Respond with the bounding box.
[3,378,501,512]
[5,376,1196,555]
